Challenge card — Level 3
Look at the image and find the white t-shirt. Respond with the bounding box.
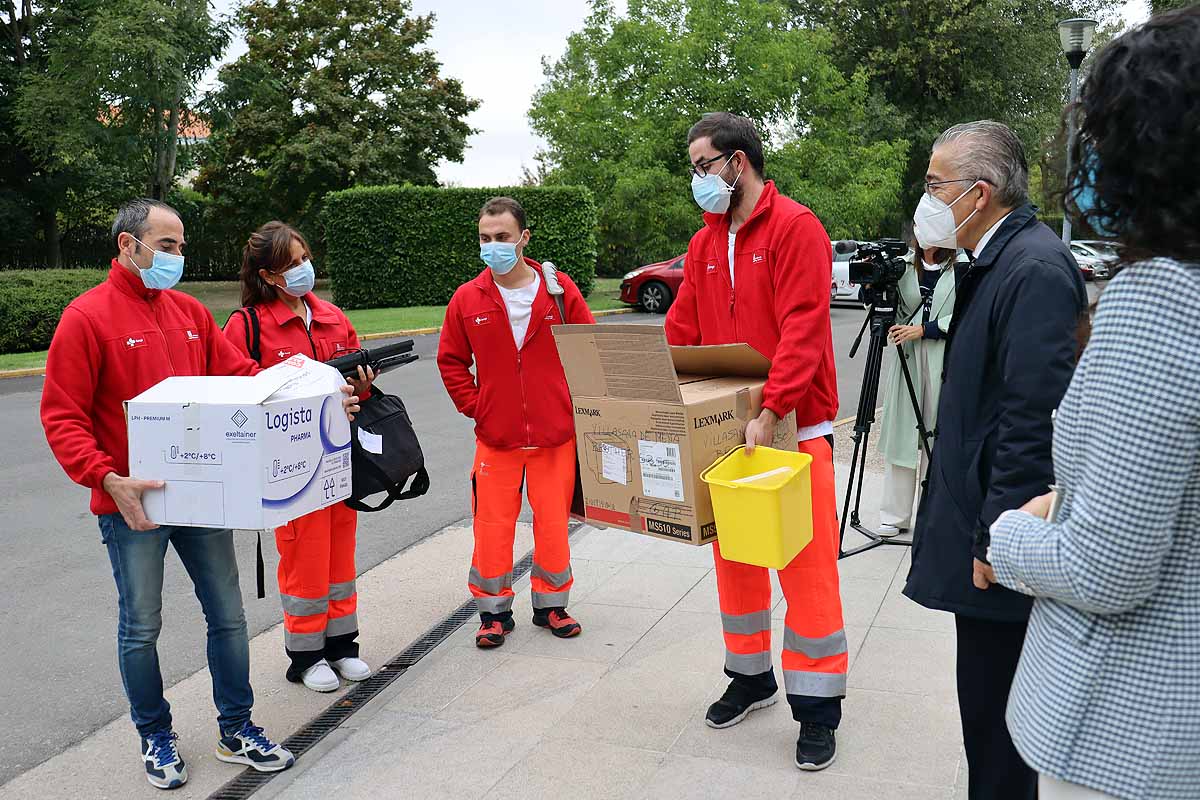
[497,273,541,350]
[728,230,737,287]
[303,301,312,329]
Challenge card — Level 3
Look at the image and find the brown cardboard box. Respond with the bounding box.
[553,324,797,546]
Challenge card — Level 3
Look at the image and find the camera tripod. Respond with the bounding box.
[837,283,935,558]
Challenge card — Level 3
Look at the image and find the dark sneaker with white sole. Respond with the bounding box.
[142,731,187,790]
[795,722,837,771]
[215,722,295,772]
[705,679,778,729]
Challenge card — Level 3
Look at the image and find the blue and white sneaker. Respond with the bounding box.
[215,722,295,772]
[141,731,188,789]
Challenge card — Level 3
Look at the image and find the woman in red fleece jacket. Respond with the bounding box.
[224,221,375,694]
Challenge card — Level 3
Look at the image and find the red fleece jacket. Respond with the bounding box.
[222,292,365,367]
[437,260,595,449]
[41,261,260,516]
[665,181,839,428]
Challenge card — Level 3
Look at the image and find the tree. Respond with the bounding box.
[529,0,908,276]
[1150,0,1194,13]
[771,72,910,240]
[3,1,227,265]
[196,0,479,252]
[792,0,1124,221]
[15,0,225,199]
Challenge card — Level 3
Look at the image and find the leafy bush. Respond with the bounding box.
[323,185,598,309]
[0,269,108,354]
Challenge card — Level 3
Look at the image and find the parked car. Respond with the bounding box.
[620,255,684,313]
[1070,240,1121,280]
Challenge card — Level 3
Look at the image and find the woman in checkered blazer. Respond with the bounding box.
[985,9,1200,800]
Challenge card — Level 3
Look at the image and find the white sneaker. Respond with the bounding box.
[301,659,340,692]
[877,524,908,538]
[330,656,372,681]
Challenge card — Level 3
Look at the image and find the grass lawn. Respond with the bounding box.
[1,276,630,372]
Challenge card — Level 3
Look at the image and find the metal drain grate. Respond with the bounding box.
[206,521,583,800]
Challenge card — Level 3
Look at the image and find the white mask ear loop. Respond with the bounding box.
[950,182,982,234]
[728,155,743,190]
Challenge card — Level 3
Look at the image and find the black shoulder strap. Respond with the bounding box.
[255,531,265,599]
[225,308,262,364]
[244,306,262,363]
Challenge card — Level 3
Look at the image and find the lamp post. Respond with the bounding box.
[1058,17,1099,244]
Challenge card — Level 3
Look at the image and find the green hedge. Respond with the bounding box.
[0,269,108,354]
[323,185,598,309]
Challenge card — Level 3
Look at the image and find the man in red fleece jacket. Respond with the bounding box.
[438,196,595,648]
[666,113,845,772]
[40,199,302,789]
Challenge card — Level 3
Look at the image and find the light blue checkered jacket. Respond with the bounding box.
[991,258,1200,800]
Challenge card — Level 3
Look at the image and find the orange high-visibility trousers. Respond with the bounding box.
[275,502,359,676]
[469,439,575,617]
[714,436,847,720]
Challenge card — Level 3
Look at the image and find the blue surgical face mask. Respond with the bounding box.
[480,240,521,275]
[129,235,185,290]
[279,259,316,297]
[691,155,742,214]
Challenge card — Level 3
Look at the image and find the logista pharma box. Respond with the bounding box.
[125,355,353,529]
[553,324,797,545]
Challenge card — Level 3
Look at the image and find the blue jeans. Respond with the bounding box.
[99,514,254,738]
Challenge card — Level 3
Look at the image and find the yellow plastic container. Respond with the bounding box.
[701,446,814,569]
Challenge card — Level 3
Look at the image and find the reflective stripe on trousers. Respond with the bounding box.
[470,439,576,614]
[276,503,359,652]
[715,436,847,698]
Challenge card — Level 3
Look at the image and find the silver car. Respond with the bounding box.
[1070,240,1121,280]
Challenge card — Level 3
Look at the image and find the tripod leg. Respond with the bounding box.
[894,343,934,462]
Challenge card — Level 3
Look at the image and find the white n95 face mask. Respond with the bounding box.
[913,183,980,250]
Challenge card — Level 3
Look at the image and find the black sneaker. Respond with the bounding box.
[795,722,837,771]
[704,679,778,729]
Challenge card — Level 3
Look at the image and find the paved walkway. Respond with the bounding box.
[1,430,970,799]
[259,521,968,800]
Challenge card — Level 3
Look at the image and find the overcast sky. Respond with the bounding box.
[203,0,1150,188]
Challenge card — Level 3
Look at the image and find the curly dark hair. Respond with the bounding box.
[1066,7,1200,265]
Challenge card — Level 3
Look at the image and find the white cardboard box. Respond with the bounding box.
[126,355,353,529]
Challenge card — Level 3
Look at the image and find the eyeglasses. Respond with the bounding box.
[924,177,991,195]
[690,152,734,179]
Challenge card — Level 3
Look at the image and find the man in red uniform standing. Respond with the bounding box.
[438,197,595,648]
[666,113,845,771]
[40,199,338,789]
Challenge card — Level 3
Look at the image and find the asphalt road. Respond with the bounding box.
[0,305,876,785]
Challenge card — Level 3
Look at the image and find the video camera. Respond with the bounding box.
[325,340,418,379]
[834,239,910,305]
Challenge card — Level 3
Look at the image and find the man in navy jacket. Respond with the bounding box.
[902,121,1087,800]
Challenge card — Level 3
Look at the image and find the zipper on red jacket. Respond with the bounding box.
[490,283,534,447]
[517,350,532,445]
[149,296,178,376]
[302,324,318,359]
